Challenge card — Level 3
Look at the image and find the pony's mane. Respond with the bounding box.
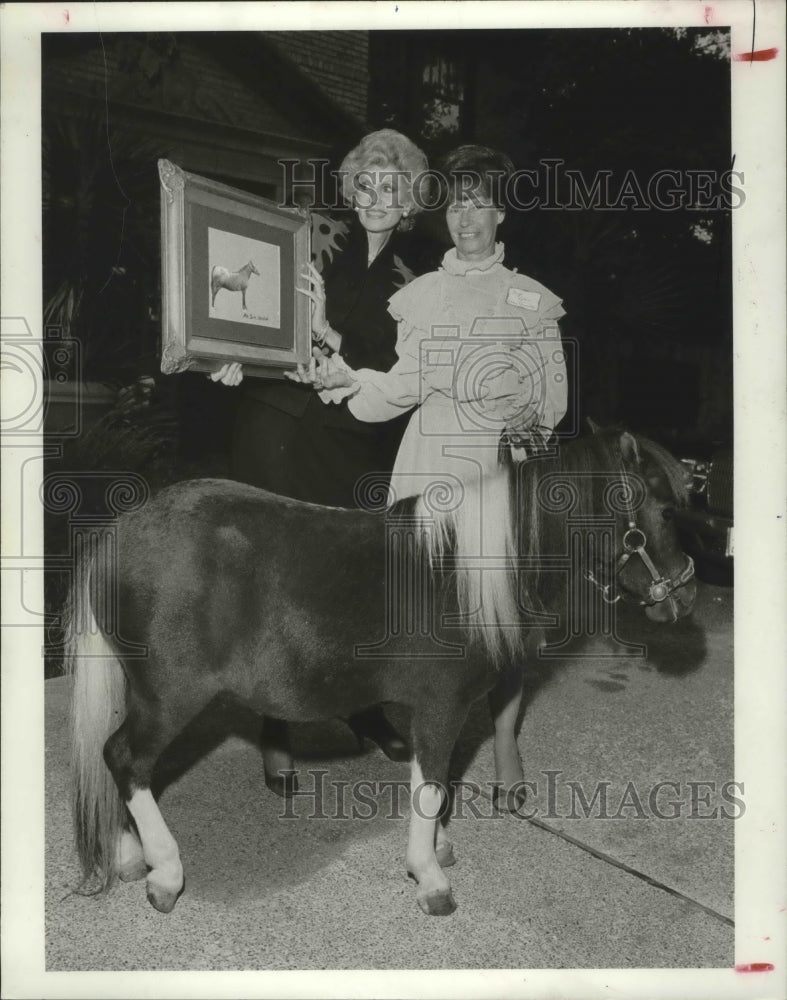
[403,429,688,665]
[413,471,520,665]
[516,427,689,533]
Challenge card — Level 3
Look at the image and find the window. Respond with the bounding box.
[420,54,465,138]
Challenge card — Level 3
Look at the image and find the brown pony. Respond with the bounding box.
[66,428,695,916]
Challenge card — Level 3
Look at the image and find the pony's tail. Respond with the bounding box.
[420,471,521,664]
[63,552,127,892]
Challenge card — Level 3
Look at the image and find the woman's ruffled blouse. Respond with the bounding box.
[342,244,566,432]
[314,243,568,501]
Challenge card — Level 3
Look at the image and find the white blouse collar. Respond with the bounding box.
[441,242,505,276]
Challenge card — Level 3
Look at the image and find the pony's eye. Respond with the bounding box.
[662,507,674,521]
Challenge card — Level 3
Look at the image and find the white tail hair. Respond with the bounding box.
[63,557,127,891]
[417,470,520,663]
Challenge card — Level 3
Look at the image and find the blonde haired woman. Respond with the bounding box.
[214,130,428,785]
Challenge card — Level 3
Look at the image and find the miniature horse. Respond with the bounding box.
[66,428,696,916]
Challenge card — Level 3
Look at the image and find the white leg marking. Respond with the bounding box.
[491,671,530,814]
[493,675,525,789]
[406,758,455,914]
[264,744,294,777]
[434,819,456,868]
[116,827,147,882]
[126,789,183,910]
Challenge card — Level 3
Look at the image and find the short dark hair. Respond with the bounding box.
[438,145,515,209]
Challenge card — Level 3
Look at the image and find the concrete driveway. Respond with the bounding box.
[45,582,734,971]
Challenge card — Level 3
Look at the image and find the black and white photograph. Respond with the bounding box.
[1,2,784,998]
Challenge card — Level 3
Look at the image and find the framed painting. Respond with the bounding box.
[158,159,311,379]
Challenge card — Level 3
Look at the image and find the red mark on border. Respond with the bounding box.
[735,962,775,972]
[734,47,778,62]
[704,6,713,24]
[63,9,70,24]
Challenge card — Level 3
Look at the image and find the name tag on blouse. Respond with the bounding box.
[507,287,541,311]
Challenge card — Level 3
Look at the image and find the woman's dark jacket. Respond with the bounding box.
[231,221,414,507]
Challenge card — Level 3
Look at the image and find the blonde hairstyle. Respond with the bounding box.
[338,129,428,230]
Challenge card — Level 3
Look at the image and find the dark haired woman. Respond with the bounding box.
[294,144,568,496]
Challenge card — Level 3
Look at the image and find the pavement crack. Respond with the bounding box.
[480,789,734,928]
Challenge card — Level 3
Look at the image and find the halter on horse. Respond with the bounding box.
[582,467,695,617]
[65,427,695,916]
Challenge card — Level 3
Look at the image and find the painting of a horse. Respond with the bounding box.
[66,428,695,916]
[210,260,260,310]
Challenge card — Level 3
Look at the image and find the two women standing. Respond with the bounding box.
[300,145,567,498]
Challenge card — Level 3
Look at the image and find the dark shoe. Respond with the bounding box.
[346,707,410,762]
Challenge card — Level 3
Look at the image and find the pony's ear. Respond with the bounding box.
[620,431,641,465]
[586,417,602,435]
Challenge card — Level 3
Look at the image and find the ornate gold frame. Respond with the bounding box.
[158,159,311,379]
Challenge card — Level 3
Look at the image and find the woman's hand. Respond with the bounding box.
[505,401,539,435]
[210,362,243,386]
[297,263,342,353]
[285,351,355,391]
[297,262,329,338]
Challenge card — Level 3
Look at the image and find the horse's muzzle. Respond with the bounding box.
[644,578,697,622]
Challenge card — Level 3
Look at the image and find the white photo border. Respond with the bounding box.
[1,3,785,998]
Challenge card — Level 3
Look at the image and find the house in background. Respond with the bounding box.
[43,31,368,200]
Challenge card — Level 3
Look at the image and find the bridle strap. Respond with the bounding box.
[616,523,695,605]
[583,466,695,608]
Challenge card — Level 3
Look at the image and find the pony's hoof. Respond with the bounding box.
[264,769,299,799]
[145,872,184,913]
[492,785,528,814]
[118,858,148,883]
[435,842,457,868]
[417,888,457,916]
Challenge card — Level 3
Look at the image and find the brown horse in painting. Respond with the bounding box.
[66,428,695,916]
